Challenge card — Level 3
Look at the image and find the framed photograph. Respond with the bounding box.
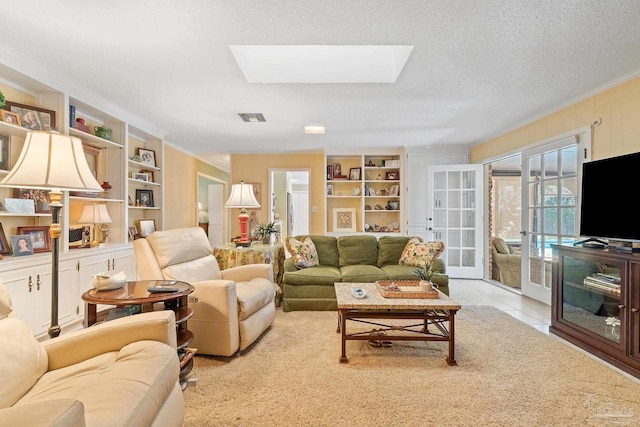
[0,134,10,171]
[333,208,357,233]
[247,183,261,208]
[0,223,10,255]
[17,226,51,253]
[140,170,154,182]
[11,235,34,256]
[13,189,51,213]
[138,220,156,237]
[389,184,400,197]
[133,172,149,182]
[332,163,344,178]
[135,189,154,207]
[349,167,361,181]
[327,184,334,196]
[385,170,399,180]
[128,226,140,241]
[137,148,156,168]
[0,110,21,126]
[5,101,56,131]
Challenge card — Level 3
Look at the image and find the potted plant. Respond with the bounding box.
[255,221,280,244]
[414,263,437,292]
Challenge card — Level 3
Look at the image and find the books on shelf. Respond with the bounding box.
[583,274,621,294]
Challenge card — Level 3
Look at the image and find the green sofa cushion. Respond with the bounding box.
[377,236,410,267]
[340,265,388,283]
[380,264,422,280]
[338,235,378,267]
[282,265,341,286]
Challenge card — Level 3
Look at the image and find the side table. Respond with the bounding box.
[214,243,285,303]
[81,280,196,381]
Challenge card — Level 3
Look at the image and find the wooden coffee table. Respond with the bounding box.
[335,282,461,365]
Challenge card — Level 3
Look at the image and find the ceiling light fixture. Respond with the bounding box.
[304,126,325,135]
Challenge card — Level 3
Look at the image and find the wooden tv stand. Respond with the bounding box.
[551,245,640,379]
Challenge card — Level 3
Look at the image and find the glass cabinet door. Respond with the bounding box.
[559,254,624,348]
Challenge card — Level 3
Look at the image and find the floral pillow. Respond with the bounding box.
[285,236,319,269]
[399,237,445,267]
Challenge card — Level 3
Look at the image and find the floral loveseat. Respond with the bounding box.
[282,235,448,312]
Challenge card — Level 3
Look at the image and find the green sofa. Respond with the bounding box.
[282,235,448,312]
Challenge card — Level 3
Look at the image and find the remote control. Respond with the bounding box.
[147,285,179,293]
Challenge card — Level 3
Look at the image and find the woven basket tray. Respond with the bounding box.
[375,280,439,299]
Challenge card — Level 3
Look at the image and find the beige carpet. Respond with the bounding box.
[183,306,640,426]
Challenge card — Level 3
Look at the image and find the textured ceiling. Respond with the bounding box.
[1,1,640,165]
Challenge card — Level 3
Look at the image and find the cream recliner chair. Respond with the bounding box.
[134,227,276,357]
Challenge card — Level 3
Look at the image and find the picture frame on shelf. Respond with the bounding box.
[0,133,10,171]
[17,226,51,253]
[0,223,10,255]
[327,184,334,196]
[135,189,154,207]
[5,101,56,131]
[133,172,149,182]
[0,110,21,126]
[332,163,346,179]
[385,170,399,180]
[349,167,361,181]
[333,208,357,233]
[128,226,140,241]
[389,184,400,197]
[247,183,261,208]
[137,148,156,168]
[11,235,34,257]
[13,188,51,213]
[138,220,156,237]
[140,170,154,182]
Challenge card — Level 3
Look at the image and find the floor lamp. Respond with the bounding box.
[225,181,260,246]
[0,131,102,338]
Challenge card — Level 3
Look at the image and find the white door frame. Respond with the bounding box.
[197,172,228,245]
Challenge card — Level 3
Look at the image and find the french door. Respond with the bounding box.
[426,164,484,278]
[520,131,590,303]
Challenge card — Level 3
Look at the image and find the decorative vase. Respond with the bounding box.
[101,181,112,198]
[419,280,433,292]
[94,126,112,140]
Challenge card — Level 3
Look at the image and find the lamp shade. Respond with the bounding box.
[0,131,102,192]
[225,181,260,208]
[78,204,112,224]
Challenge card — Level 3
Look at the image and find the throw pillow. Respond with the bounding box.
[399,237,444,267]
[285,236,319,269]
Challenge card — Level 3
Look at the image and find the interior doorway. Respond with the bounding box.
[197,173,227,248]
[269,169,310,242]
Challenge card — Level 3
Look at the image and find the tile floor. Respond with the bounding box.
[449,278,551,334]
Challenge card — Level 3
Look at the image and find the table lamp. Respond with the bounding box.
[78,204,113,246]
[225,181,260,246]
[0,131,102,338]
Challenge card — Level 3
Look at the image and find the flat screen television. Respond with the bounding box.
[579,151,640,243]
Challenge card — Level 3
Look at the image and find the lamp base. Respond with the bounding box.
[236,240,251,247]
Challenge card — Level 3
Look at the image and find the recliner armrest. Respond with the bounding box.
[43,311,176,372]
[221,264,274,282]
[0,399,86,427]
[0,399,87,427]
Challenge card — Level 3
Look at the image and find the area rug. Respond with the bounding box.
[183,306,640,426]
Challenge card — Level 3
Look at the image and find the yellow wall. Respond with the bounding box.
[230,153,325,237]
[471,76,640,163]
[163,144,198,230]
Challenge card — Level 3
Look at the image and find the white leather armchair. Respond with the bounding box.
[134,227,276,357]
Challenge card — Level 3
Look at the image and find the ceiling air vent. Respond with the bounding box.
[238,113,266,122]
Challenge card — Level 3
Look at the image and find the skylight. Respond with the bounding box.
[230,45,413,84]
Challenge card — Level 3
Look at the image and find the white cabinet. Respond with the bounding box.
[0,258,77,337]
[77,247,136,318]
